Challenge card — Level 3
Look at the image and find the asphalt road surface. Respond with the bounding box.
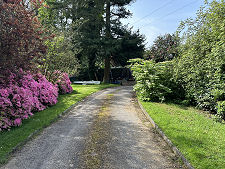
[2,86,184,169]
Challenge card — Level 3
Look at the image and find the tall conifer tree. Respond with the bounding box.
[102,0,134,83]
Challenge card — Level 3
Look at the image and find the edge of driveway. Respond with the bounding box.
[137,99,195,169]
[2,86,120,167]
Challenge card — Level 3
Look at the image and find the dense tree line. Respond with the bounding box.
[0,0,145,81]
[131,0,225,120]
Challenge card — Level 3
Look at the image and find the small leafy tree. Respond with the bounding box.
[0,0,48,77]
[145,33,180,62]
[43,33,80,77]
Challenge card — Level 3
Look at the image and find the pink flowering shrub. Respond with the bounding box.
[0,70,58,131]
[32,73,58,106]
[47,70,73,94]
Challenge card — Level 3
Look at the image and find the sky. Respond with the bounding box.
[122,0,208,47]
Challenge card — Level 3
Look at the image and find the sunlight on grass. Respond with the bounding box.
[0,84,118,165]
[140,101,225,169]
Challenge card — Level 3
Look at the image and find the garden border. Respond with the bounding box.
[1,86,118,166]
[137,99,195,169]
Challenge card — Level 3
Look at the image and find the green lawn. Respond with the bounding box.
[140,101,225,169]
[0,84,118,165]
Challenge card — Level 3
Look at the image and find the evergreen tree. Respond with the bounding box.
[112,28,145,67]
[102,0,135,83]
[72,0,104,80]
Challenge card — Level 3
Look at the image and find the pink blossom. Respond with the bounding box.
[0,69,58,131]
[48,71,73,94]
[14,118,22,126]
[0,69,73,131]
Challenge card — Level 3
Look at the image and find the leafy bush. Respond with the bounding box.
[217,101,225,120]
[130,59,183,102]
[0,70,58,131]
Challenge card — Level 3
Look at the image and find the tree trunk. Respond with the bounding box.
[88,51,97,80]
[103,0,111,83]
[103,55,110,83]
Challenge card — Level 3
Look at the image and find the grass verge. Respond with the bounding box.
[140,101,225,169]
[0,84,118,165]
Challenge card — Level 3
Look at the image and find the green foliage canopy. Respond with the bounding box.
[145,33,180,62]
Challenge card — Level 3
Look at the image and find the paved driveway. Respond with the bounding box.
[2,86,183,169]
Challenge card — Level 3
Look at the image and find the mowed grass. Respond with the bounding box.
[0,84,118,165]
[140,101,225,169]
